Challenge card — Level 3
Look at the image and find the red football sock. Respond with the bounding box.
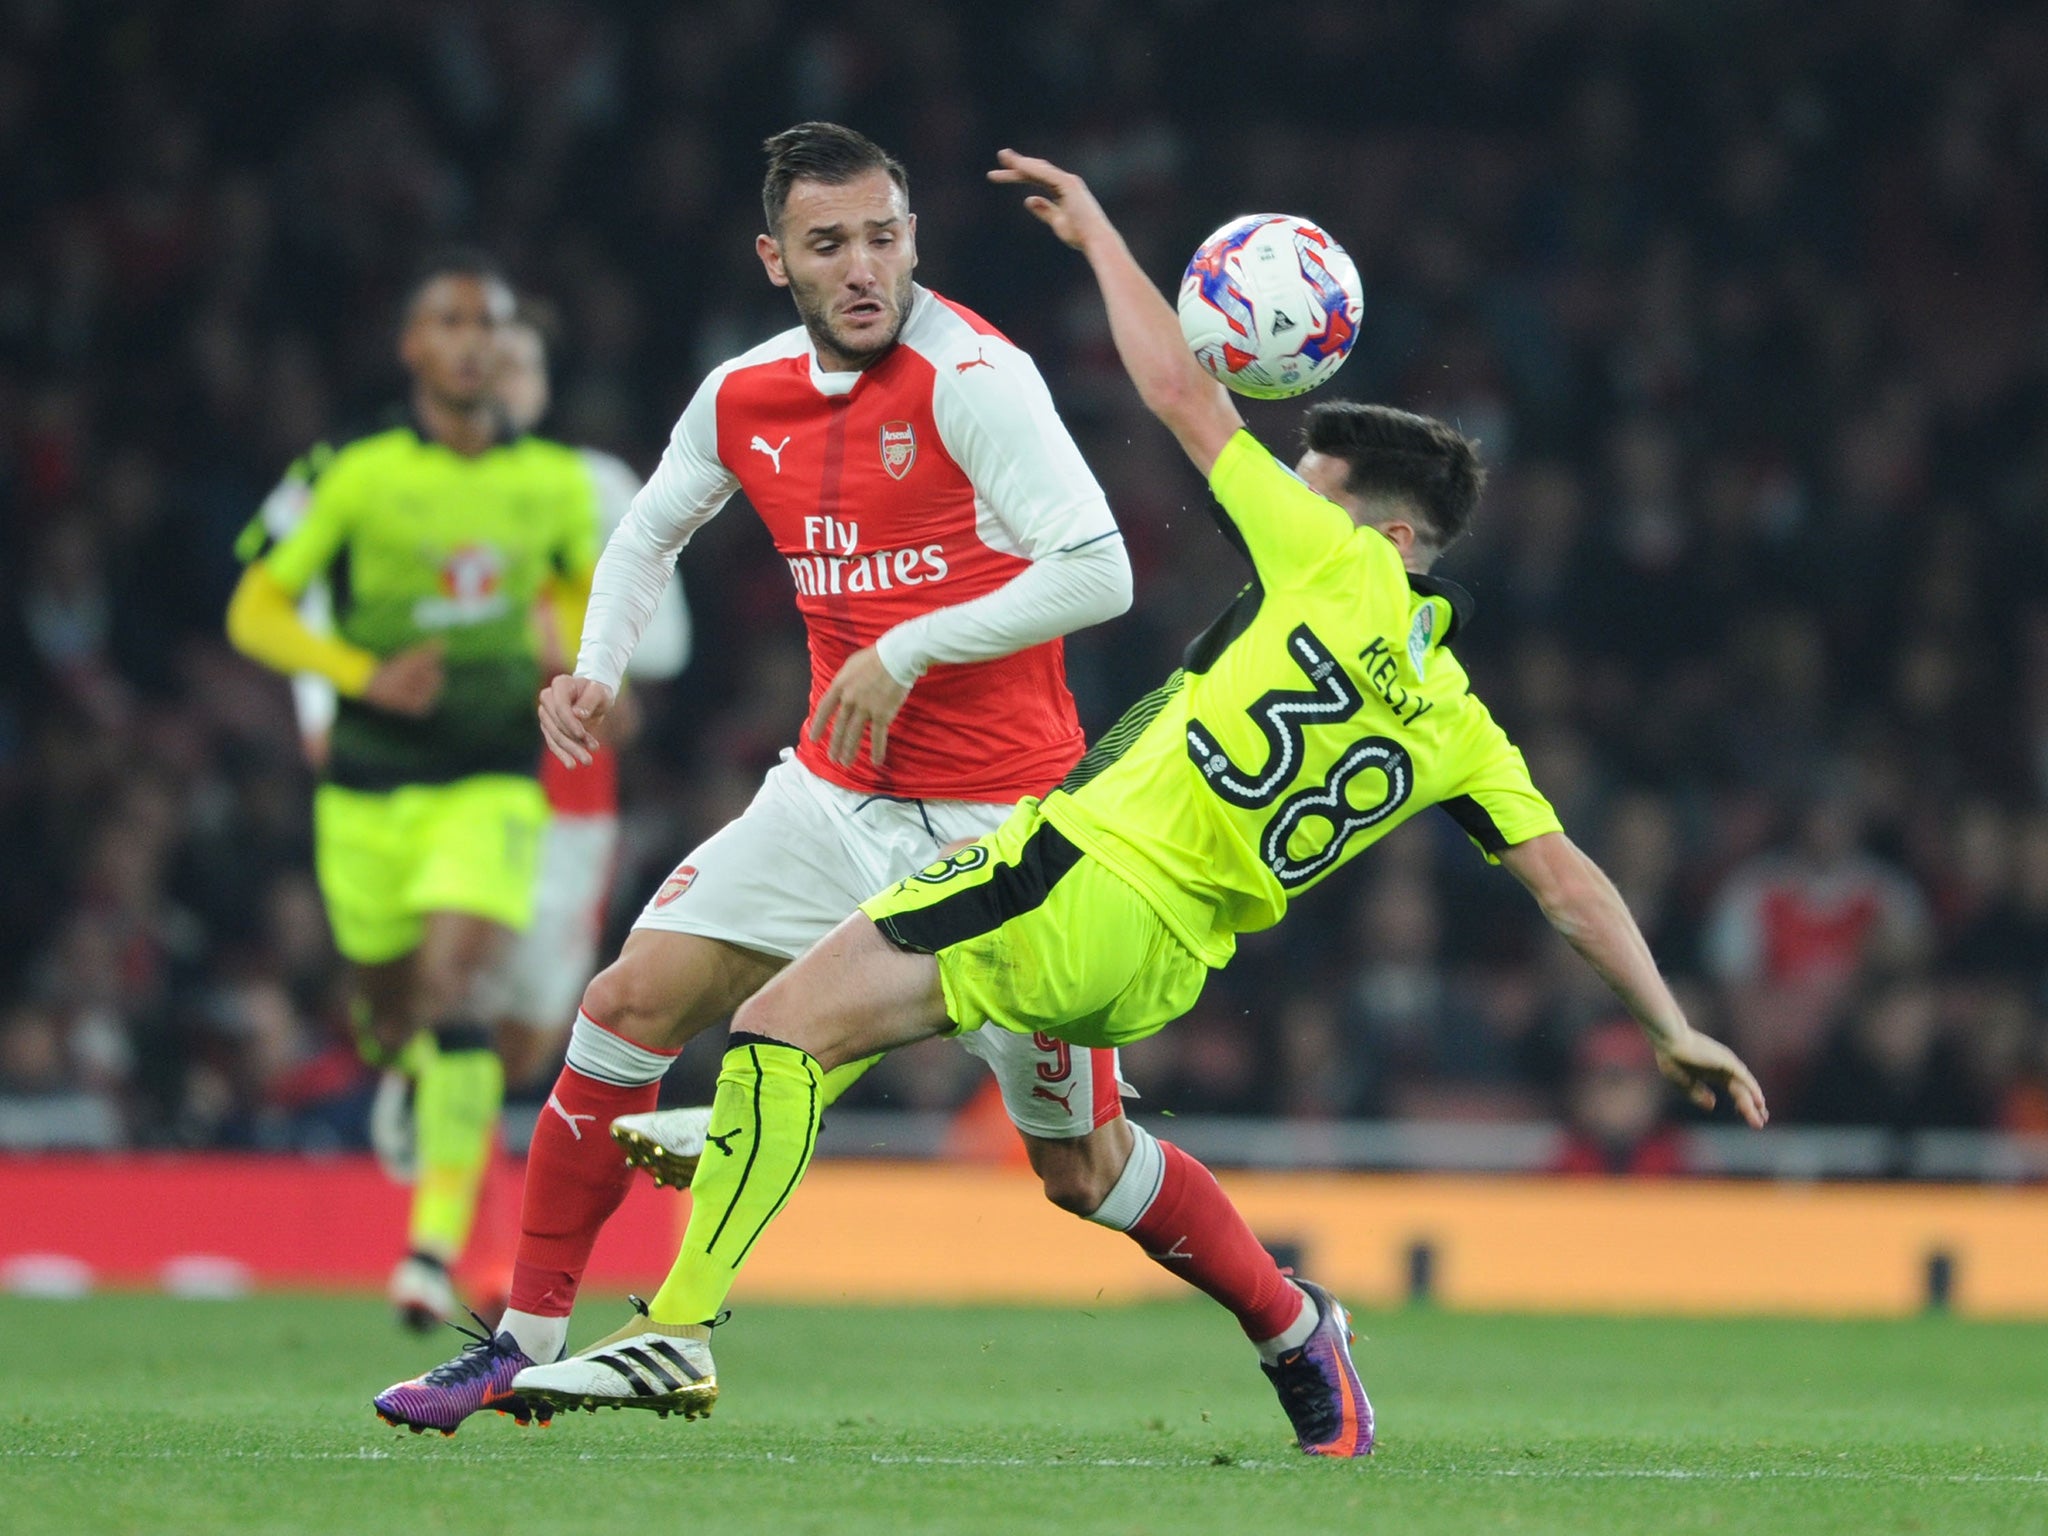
[1127,1140,1304,1343]
[507,1063,660,1318]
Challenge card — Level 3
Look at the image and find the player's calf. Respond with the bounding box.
[499,1011,677,1363]
[614,1056,888,1193]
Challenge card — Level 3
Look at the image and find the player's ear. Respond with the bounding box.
[757,232,790,289]
[1374,517,1417,563]
[397,313,424,373]
[906,212,919,270]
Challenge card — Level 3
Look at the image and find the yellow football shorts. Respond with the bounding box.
[313,774,548,965]
[860,798,1209,1050]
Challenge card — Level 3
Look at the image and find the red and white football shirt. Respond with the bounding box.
[579,287,1119,803]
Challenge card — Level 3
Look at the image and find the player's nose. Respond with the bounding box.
[843,250,879,287]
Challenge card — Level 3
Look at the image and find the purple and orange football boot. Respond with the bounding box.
[1260,1278,1374,1457]
[373,1313,552,1435]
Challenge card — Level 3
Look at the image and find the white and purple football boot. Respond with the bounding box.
[373,1314,553,1435]
[1260,1279,1374,1457]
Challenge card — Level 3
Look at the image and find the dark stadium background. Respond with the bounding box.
[2,0,2045,1175]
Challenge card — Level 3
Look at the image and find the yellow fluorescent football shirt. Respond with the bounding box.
[1042,429,1561,967]
[249,421,600,790]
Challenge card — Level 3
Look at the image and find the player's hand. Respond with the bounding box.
[809,646,911,768]
[988,150,1114,252]
[362,643,444,717]
[539,674,615,768]
[1654,1028,1769,1130]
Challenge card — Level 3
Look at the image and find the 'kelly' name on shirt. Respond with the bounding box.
[1356,634,1436,725]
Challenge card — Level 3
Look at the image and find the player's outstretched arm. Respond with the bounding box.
[990,150,1242,476]
[1499,832,1769,1129]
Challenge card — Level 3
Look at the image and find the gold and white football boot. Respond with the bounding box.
[609,1105,713,1190]
[510,1298,718,1420]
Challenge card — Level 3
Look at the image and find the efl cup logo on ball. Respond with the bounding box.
[1178,214,1363,399]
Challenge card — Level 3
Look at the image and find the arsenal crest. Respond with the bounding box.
[880,420,917,480]
[653,864,697,907]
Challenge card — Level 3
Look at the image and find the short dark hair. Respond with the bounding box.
[1300,402,1485,550]
[761,122,909,234]
[402,247,510,319]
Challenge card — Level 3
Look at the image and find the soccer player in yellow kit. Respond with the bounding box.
[227,257,599,1329]
[511,154,1768,1456]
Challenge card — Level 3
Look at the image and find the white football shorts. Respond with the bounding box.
[632,751,1131,1140]
[474,812,619,1030]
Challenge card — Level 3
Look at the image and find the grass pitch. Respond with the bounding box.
[2,1296,2043,1535]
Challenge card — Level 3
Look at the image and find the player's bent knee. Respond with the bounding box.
[728,990,832,1062]
[581,960,703,1052]
[1031,1147,1120,1215]
[1027,1119,1133,1216]
[418,960,486,1029]
[1038,1166,1110,1216]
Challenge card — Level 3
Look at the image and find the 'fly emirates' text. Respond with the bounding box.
[785,514,950,598]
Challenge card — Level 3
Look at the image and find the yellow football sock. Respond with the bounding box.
[819,1051,881,1107]
[407,1036,504,1263]
[648,1037,824,1324]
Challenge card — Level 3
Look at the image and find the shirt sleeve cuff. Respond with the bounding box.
[574,656,625,695]
[331,647,378,698]
[1204,428,1261,495]
[875,626,927,687]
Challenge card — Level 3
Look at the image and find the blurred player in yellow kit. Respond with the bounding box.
[509,155,1767,1456]
[227,255,600,1329]
[243,308,693,1322]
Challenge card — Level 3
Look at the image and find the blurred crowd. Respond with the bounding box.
[3,0,2046,1161]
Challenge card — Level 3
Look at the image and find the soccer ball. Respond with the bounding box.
[1177,214,1363,399]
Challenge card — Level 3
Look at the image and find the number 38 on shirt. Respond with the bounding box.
[1184,623,1415,890]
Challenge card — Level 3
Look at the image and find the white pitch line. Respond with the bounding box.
[1393,1467,2048,1485]
[4,1446,2045,1483]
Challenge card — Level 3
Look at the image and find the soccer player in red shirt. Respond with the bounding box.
[375,124,1326,1434]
